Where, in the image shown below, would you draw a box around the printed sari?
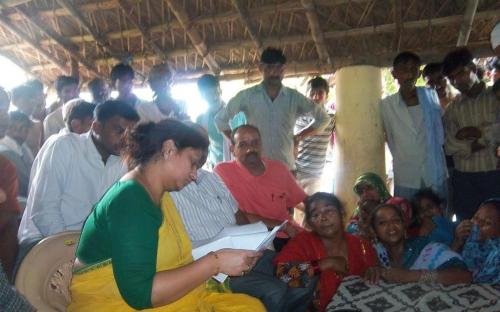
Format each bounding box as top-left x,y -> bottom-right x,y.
273,232 -> 376,312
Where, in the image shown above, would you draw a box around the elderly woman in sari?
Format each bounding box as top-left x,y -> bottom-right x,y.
365,204 -> 472,285
452,199 -> 499,283
274,192 -> 376,312
69,120 -> 265,311
347,172 -> 412,236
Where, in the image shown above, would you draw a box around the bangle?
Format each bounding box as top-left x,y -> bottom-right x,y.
209,251 -> 220,275
311,260 -> 321,275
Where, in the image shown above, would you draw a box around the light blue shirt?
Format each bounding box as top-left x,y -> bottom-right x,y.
215,82 -> 330,169
197,106 -> 245,168
380,87 -> 447,189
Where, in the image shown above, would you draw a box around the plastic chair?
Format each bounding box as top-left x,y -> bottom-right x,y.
15,231 -> 80,312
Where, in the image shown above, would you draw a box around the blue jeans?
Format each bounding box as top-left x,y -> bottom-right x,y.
229,250 -> 317,312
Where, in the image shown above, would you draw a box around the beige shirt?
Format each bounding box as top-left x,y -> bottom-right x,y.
443,86 -> 500,172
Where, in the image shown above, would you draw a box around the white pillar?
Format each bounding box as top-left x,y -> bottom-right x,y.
334,65 -> 385,220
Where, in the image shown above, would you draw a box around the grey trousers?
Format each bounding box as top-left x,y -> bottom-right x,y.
229,250 -> 317,312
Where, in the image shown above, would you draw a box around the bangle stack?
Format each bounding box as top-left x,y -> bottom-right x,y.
419,270 -> 437,284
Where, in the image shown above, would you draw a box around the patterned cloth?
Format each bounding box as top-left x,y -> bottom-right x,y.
274,232 -> 376,312
462,225 -> 500,284
375,237 -> 464,270
327,276 -> 500,312
0,261 -> 35,311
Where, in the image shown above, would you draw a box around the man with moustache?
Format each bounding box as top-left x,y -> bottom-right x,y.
380,52 -> 447,202
442,48 -> 500,220
215,47 -> 330,170
214,125 -> 307,251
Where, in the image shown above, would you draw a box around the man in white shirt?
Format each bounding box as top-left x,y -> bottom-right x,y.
0,111 -> 34,197
16,100 -> 139,269
136,63 -> 189,122
380,52 -> 447,201
215,47 -> 330,170
43,76 -> 80,140
10,83 -> 45,157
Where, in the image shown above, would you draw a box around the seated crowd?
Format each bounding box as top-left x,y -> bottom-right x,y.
0,37 -> 499,312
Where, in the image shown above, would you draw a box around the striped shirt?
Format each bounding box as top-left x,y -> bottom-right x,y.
443,86 -> 500,172
170,169 -> 238,241
295,113 -> 335,177
215,82 -> 330,170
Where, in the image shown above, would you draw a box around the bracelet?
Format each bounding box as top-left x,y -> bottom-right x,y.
209,251 -> 220,275
419,269 -> 437,284
311,260 -> 321,275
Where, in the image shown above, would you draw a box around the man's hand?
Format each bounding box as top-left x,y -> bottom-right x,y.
471,140 -> 486,153
456,126 -> 482,140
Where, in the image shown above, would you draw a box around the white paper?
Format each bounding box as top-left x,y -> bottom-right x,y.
191,221 -> 288,282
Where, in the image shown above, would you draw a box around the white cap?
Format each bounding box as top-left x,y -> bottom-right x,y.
491,22 -> 500,50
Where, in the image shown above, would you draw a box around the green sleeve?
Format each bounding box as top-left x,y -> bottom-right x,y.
107,182 -> 162,310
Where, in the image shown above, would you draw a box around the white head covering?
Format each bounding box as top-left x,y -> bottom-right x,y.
491,22 -> 500,50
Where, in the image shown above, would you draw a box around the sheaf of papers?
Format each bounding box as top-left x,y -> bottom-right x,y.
191,220 -> 287,282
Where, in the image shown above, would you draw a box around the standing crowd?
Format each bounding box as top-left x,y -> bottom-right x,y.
0,22 -> 499,312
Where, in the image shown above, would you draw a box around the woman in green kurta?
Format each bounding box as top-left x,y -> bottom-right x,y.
69,119 -> 265,311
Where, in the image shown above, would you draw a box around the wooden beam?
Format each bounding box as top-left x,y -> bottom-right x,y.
301,0 -> 332,65
173,43 -> 495,82
55,0 -> 121,59
165,0 -> 220,74
15,5 -> 100,77
456,0 -> 479,46
0,0 -> 30,7
8,0 -> 368,21
7,9 -> 500,54
393,0 -> 402,51
115,0 -> 174,72
31,39 -> 494,79
23,10 -> 500,72
230,0 -> 263,52
7,5 -> 498,51
116,0 -> 164,58
0,13 -> 68,73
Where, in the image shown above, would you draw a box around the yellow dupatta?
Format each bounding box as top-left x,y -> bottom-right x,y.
68,193 -> 264,312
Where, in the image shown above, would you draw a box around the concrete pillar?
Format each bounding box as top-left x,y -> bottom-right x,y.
333,65 -> 385,221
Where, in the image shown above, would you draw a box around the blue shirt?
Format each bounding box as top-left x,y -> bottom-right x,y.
197,107 -> 245,167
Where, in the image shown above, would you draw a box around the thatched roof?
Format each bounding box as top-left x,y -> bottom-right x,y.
0,0 -> 498,84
